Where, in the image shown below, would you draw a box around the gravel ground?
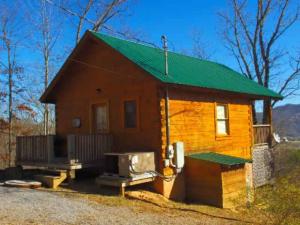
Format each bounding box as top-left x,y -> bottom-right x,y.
0,186 -> 225,225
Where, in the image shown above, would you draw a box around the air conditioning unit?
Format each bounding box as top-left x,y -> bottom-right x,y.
104,152 -> 155,179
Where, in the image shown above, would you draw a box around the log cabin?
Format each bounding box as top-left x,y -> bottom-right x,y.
16,30 -> 282,207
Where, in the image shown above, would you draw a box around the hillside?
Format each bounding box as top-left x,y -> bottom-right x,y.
258,104 -> 300,138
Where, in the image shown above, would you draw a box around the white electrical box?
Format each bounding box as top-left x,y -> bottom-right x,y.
173,142 -> 185,169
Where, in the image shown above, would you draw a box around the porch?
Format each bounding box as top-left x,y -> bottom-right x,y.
15,124 -> 272,168
16,134 -> 113,170
253,124 -> 272,146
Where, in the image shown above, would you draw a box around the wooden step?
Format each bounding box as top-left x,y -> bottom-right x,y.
42,169 -> 67,177
34,172 -> 67,189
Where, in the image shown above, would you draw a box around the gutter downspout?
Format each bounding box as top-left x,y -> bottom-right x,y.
161,35 -> 170,159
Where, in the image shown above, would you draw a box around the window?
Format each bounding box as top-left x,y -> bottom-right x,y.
216,104 -> 229,135
92,103 -> 109,132
124,100 -> 137,128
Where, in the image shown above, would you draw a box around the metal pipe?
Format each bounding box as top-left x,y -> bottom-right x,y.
161,35 -> 168,76
161,35 -> 170,157
165,86 -> 170,154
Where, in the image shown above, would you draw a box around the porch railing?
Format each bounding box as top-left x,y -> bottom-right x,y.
253,124 -> 271,145
16,134 -> 113,166
16,135 -> 54,164
67,133 -> 113,164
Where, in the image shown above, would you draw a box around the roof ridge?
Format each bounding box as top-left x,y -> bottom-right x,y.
89,30 -> 162,51
89,30 -> 227,66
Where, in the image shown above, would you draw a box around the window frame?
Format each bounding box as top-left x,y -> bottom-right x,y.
122,97 -> 140,131
215,103 -> 230,137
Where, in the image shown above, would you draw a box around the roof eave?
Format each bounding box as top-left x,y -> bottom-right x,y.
40,31 -> 93,103
41,30 -> 284,103
163,82 -> 283,100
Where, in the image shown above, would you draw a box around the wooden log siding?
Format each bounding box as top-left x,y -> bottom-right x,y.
67,134 -> 113,164
253,124 -> 271,145
16,135 -> 54,163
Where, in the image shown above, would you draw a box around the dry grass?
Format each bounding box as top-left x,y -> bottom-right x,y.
274,141 -> 300,175
48,142 -> 300,225
1,140 -> 298,224
236,142 -> 300,225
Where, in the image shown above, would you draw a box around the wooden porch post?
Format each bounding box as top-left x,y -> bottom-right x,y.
265,101 -> 273,147
67,169 -> 76,184
67,135 -> 76,164
47,135 -> 54,164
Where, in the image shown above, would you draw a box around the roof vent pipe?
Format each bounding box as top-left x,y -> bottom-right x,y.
161,35 -> 168,76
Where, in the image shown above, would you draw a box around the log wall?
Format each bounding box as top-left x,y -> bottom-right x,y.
52,37 -> 162,156
160,87 -> 253,160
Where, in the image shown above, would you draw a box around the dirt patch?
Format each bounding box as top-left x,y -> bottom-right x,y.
0,174 -> 257,225
50,179 -> 255,224
0,185 -> 248,225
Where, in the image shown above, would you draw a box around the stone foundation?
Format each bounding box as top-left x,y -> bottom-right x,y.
252,145 -> 274,187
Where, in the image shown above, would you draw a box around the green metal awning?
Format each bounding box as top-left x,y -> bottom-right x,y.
188,152 -> 251,166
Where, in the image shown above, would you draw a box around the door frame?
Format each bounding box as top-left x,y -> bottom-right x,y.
89,99 -> 110,134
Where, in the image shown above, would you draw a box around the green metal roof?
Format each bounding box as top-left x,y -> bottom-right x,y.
188,152 -> 251,166
90,31 -> 282,99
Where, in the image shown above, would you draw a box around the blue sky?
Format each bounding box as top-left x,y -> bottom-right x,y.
126,0 -> 227,52
125,0 -> 300,60
4,0 -> 300,110
113,0 -> 300,106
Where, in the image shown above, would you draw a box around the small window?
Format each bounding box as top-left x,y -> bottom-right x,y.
216,104 -> 229,135
124,100 -> 137,128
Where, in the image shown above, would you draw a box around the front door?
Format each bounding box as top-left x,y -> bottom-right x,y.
92,102 -> 109,133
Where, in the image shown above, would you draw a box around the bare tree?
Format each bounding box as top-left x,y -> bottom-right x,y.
0,3 -> 24,166
74,0 -> 94,44
0,50 -> 6,118
0,24 -> 14,167
42,1 -> 50,135
45,0 -> 130,44
39,0 -> 61,135
192,30 -> 213,60
20,0 -> 63,135
220,0 -> 300,123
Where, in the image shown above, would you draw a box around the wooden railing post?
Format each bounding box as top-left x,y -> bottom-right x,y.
47,135 -> 54,164
16,134 -> 114,166
253,124 -> 271,145
268,104 -> 273,147
16,136 -> 20,163
16,135 -> 55,165
67,135 -> 76,164
66,133 -> 113,165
